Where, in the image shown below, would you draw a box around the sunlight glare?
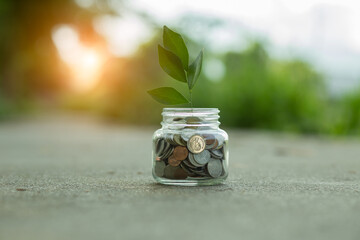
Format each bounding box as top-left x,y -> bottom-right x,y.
52,25 -> 106,91
72,49 -> 103,91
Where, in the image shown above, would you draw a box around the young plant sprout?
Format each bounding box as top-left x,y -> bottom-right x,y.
148,26 -> 203,107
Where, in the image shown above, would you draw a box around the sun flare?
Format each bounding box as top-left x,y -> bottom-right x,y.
52,25 -> 106,91
71,49 -> 104,91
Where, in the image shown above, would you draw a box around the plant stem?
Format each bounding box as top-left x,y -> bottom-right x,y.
189,89 -> 193,108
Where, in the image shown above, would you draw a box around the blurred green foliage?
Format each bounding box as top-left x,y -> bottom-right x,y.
0,0 -> 359,135
328,88 -> 360,135
193,43 -> 328,133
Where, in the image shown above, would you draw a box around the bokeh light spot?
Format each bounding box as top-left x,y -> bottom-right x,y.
52,24 -> 106,91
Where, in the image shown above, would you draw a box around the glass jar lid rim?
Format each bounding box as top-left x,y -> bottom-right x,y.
163,108 -> 219,113
162,108 -> 220,126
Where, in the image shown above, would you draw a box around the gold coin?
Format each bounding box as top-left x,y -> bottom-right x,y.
187,135 -> 206,154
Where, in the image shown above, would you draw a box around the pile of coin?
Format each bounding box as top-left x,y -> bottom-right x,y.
154,132 -> 226,179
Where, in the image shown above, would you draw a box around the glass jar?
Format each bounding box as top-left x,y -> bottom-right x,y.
152,108 -> 229,186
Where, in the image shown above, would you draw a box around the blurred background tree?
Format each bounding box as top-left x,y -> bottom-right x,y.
0,0 -> 359,135
0,0 -> 109,115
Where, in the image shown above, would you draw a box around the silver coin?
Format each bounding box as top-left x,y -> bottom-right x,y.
155,138 -> 160,150
162,145 -> 174,160
165,133 -> 177,145
173,134 -> 186,146
182,159 -> 197,169
210,149 -> 223,159
154,161 -> 166,177
207,158 -> 223,178
188,153 -> 204,167
155,138 -> 165,155
164,133 -> 170,145
181,162 -> 206,177
180,162 -> 197,176
192,169 -> 207,176
193,150 -> 211,165
162,140 -> 171,151
158,140 -> 172,159
191,166 -> 208,176
171,134 -> 179,145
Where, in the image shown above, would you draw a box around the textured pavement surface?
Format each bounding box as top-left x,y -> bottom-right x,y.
1,115 -> 360,240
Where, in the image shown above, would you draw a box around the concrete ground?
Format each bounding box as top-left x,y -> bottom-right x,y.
0,115 -> 360,240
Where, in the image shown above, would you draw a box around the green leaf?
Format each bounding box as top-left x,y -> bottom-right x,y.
158,45 -> 187,83
187,49 -> 203,89
163,26 -> 189,70
147,87 -> 189,105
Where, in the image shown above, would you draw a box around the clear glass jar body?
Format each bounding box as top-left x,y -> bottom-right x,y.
152,108 -> 229,186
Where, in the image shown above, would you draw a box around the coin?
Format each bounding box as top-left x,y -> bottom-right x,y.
191,167 -> 208,176
164,165 -> 186,179
173,134 -> 186,146
155,138 -> 160,149
215,135 -> 225,149
161,145 -> 174,160
155,131 -> 227,180
203,134 -> 218,150
208,138 -> 219,150
180,163 -> 197,176
182,158 -> 197,168
164,165 -> 177,179
207,158 -> 223,178
155,138 -> 165,155
185,117 -> 201,124
188,153 -> 204,167
154,161 -> 166,177
210,149 -> 223,159
193,150 -> 211,165
173,167 -> 188,179
165,133 -> 177,145
168,155 -> 181,166
173,146 -> 188,161
158,140 -> 172,159
203,134 -> 216,145
187,135 -> 206,154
